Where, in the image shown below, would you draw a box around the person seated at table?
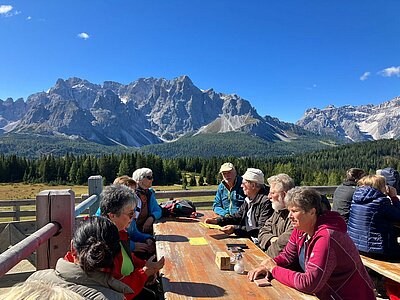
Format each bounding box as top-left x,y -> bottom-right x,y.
205,168 -> 273,239
332,167 -> 365,222
248,187 -> 375,300
27,216 -> 133,299
347,174 -> 400,259
257,173 -> 295,258
132,168 -> 162,234
96,176 -> 156,258
377,167 -> 400,194
212,162 -> 245,216
99,184 -> 165,300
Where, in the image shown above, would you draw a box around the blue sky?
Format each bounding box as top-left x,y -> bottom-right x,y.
0,1 -> 399,123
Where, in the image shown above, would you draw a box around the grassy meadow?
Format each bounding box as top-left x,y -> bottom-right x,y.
0,183 -> 217,200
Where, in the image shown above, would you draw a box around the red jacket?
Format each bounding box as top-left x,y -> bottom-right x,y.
272,211 -> 375,300
114,230 -> 148,300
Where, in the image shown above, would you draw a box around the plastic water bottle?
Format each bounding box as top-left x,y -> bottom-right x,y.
234,253 -> 245,274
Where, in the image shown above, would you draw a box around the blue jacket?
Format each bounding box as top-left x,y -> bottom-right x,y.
213,176 -> 245,216
347,185 -> 400,257
126,219 -> 153,251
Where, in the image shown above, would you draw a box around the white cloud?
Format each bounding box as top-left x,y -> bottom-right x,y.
0,5 -> 12,14
77,32 -> 90,40
26,16 -> 32,20
360,71 -> 370,81
0,5 -> 20,17
378,66 -> 400,77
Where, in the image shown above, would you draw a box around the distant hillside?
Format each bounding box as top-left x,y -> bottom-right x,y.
0,133 -> 134,158
141,131 -> 341,158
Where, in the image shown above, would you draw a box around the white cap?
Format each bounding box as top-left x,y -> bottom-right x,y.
132,168 -> 153,182
219,162 -> 235,173
242,168 -> 264,185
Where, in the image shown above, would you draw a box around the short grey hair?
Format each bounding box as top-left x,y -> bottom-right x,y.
284,186 -> 322,216
267,173 -> 295,192
100,184 -> 136,217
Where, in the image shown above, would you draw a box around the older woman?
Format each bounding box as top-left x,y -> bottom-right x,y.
27,216 -> 133,300
132,168 -> 162,234
348,174 -> 400,258
99,184 -> 164,300
248,187 -> 375,300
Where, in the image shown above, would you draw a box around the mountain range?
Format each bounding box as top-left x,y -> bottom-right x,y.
0,75 -> 399,156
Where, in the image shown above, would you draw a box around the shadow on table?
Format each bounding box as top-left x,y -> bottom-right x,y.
162,278 -> 226,297
156,234 -> 189,242
157,217 -> 201,224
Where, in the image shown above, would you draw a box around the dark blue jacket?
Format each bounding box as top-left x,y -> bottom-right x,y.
347,186 -> 400,258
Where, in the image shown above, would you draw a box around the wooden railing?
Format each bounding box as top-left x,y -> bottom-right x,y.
0,186 -> 337,222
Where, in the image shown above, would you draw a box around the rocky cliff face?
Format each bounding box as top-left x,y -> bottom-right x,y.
0,76 -> 300,146
296,97 -> 400,141
3,75 -> 398,147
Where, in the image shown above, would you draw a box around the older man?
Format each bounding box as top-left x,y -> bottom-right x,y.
212,162 -> 246,216
258,174 -> 295,258
205,168 -> 273,239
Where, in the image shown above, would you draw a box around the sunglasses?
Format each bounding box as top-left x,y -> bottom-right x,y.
122,211 -> 136,219
145,176 -> 153,180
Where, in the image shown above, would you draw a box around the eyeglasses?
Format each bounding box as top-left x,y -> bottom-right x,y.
122,211 -> 135,219
145,176 -> 153,180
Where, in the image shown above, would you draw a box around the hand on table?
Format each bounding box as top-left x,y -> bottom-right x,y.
143,255 -> 165,277
247,265 -> 269,281
134,242 -> 150,252
219,225 -> 234,234
143,216 -> 155,233
204,218 -> 218,224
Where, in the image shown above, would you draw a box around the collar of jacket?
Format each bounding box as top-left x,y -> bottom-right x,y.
57,258 -> 134,294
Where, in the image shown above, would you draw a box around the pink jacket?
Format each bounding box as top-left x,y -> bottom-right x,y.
272,211 -> 375,300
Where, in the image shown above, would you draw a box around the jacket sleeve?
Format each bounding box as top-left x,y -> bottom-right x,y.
272,234 -> 337,295
127,220 -> 154,251
213,184 -> 229,216
382,199 -> 400,222
266,219 -> 294,258
258,215 -> 274,250
273,229 -> 300,267
258,199 -> 273,231
217,201 -> 245,227
113,254 -> 148,297
149,188 -> 162,220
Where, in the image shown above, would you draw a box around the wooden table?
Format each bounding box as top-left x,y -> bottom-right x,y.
154,211 -> 317,300
360,255 -> 400,283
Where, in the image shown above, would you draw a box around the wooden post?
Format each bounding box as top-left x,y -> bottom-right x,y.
36,190 -> 74,270
88,175 -> 103,216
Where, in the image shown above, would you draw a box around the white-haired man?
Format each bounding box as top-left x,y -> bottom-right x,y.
205,168 -> 273,239
258,173 -> 295,258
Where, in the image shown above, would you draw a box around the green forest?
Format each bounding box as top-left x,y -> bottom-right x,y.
2,139 -> 400,186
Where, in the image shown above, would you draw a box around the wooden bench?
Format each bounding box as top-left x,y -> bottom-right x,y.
360,254 -> 400,283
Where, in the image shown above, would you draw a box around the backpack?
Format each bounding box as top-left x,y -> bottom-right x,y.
160,199 -> 196,217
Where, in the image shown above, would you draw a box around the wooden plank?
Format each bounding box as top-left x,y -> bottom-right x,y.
360,255 -> 400,283
0,225 -> 10,253
154,211 -> 317,300
0,200 -> 35,206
